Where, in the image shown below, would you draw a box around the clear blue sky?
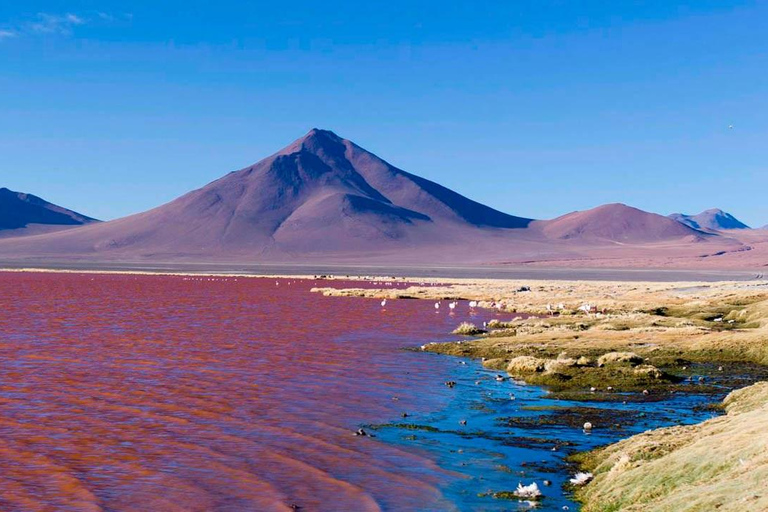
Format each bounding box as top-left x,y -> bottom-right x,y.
1,1 -> 766,226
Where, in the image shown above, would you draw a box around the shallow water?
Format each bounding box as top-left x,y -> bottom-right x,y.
0,273 -> 728,511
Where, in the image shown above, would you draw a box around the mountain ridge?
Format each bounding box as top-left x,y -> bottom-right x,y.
0,129 -> 758,268
669,208 -> 750,231
0,187 -> 98,235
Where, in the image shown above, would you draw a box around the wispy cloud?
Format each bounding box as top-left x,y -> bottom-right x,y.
0,11 -> 131,41
28,13 -> 86,35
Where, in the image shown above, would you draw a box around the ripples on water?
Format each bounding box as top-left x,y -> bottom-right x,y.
0,273 -> 725,511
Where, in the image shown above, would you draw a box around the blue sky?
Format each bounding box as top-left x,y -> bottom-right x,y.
1,1 -> 766,226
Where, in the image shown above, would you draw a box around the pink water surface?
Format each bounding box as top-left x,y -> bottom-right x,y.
0,272 -> 484,511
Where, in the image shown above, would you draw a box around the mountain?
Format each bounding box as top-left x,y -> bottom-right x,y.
669,209 -> 750,231
0,187 -> 98,236
537,203 -> 705,243
0,129 -> 532,260
0,130 -> 756,267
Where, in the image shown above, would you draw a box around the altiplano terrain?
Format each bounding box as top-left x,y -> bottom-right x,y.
1,130 -> 766,269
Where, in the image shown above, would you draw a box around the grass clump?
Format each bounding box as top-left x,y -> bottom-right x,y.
452,322 -> 486,335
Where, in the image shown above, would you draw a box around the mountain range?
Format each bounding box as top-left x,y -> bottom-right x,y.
0,129 -> 765,268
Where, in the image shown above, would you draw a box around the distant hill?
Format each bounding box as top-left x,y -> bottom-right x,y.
538,203 -> 705,243
0,187 -> 98,236
669,209 -> 750,231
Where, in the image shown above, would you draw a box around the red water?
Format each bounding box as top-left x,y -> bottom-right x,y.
0,272 -> 475,511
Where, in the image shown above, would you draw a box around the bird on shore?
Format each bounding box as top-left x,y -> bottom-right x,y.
570,472 -> 593,486
513,482 -> 542,499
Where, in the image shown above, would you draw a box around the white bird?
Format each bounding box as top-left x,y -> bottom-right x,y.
583,422 -> 593,431
729,124 -> 734,129
469,300 -> 478,308
434,302 -> 440,310
513,482 -> 542,499
570,472 -> 593,486
448,301 -> 457,311
381,299 -> 387,307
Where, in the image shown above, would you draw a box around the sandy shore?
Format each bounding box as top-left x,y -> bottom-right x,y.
313,277 -> 768,511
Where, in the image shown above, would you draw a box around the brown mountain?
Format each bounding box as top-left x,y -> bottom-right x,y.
0,130 -> 756,268
0,187 -> 98,237
536,203 -> 706,244
0,129 -> 532,260
669,209 -> 750,231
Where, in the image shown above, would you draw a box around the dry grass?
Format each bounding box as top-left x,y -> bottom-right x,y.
573,381 -> 768,511
452,322 -> 485,335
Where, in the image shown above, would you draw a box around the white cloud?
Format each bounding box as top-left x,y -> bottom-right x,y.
29,13 -> 86,35
0,11 -> 129,41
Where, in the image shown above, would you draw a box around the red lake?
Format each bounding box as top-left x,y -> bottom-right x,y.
0,272 -> 488,511
0,272 -> 728,512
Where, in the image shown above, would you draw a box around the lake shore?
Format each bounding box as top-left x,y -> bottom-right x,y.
313,277 -> 768,511
2,267 -> 766,509
0,260 -> 763,282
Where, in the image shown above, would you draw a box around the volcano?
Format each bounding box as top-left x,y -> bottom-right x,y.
0,129 -> 533,261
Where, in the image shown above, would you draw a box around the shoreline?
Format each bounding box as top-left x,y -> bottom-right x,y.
313,276 -> 768,511
0,261 -> 764,282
